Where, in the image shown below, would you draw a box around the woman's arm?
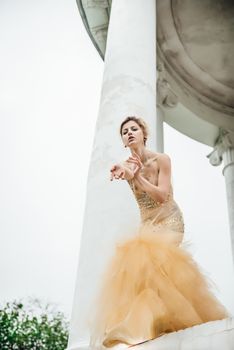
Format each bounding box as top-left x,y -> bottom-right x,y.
128,153 -> 171,203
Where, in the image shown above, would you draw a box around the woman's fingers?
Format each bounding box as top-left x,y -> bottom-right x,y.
132,151 -> 140,160
110,166 -> 118,181
133,153 -> 142,165
127,158 -> 139,165
116,169 -> 125,179
110,169 -> 125,181
119,171 -> 125,179
110,165 -> 117,172
127,154 -> 143,176
128,155 -> 142,164
127,158 -> 141,170
110,166 -> 115,181
133,165 -> 140,174
110,154 -> 143,182
132,153 -> 143,167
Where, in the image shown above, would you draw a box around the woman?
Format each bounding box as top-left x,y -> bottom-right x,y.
91,116 -> 228,348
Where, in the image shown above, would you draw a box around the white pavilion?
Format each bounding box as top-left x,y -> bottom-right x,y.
68,1 -> 234,349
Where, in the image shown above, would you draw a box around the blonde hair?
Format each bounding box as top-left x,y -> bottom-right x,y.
120,116 -> 149,145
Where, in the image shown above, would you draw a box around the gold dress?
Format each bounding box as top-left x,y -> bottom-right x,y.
91,164 -> 228,348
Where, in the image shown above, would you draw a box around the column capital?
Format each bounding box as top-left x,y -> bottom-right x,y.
157,62 -> 178,109
207,129 -> 234,166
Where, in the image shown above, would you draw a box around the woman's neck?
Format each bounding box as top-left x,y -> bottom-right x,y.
130,146 -> 148,163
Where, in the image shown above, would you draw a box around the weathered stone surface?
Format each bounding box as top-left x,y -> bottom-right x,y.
173,1 -> 234,89
134,318 -> 234,350
157,0 -> 234,131
67,318 -> 234,349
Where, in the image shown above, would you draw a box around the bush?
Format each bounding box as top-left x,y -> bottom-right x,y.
0,297 -> 69,350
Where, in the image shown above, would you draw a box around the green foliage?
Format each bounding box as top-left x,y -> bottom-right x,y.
0,297 -> 69,350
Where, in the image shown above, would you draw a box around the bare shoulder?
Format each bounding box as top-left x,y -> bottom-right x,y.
157,152 -> 171,163
148,152 -> 171,171
147,151 -> 171,164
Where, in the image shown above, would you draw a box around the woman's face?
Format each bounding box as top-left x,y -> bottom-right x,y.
121,120 -> 145,148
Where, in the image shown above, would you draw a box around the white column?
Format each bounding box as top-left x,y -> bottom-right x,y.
68,1 -> 158,349
223,147 -> 234,259
207,131 -> 234,264
156,105 -> 164,152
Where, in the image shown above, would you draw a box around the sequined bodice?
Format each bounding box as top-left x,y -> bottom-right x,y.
128,179 -> 184,235
128,179 -> 173,211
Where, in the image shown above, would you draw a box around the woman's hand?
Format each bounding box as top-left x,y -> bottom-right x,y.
110,154 -> 142,181
110,164 -> 126,181
126,152 -> 143,177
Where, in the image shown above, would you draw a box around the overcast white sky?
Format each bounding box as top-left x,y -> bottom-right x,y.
0,0 -> 234,320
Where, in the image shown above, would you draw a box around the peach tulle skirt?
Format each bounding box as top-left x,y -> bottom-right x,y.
90,229 -> 228,348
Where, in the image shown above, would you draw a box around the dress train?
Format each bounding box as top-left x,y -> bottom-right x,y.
90,178 -> 228,348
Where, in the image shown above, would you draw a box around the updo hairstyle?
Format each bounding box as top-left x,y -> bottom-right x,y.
120,116 -> 149,145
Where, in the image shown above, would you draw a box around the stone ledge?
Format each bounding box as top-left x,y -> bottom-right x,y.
134,318 -> 234,350
67,318 -> 234,350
